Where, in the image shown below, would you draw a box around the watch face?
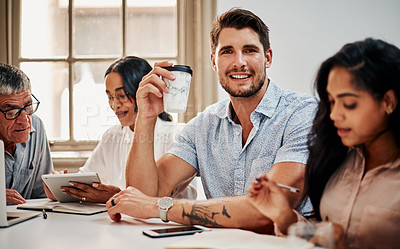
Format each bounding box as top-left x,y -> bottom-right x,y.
158,197 -> 173,208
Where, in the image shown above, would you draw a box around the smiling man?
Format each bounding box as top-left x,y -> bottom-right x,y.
0,63 -> 53,204
106,9 -> 317,233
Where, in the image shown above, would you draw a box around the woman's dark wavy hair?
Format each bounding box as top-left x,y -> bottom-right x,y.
105,56 -> 172,122
306,38 -> 400,219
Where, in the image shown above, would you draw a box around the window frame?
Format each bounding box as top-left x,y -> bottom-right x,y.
1,0 -> 217,155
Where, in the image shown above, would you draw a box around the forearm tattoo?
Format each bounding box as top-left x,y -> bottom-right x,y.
182,202 -> 231,227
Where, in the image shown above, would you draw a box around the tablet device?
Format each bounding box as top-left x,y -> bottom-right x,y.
42,172 -> 101,203
142,225 -> 211,238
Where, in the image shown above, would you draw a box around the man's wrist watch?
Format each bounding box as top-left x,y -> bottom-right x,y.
157,197 -> 174,222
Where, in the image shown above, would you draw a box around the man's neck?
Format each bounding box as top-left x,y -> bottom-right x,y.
229,81 -> 269,146
3,141 -> 16,155
229,80 -> 269,127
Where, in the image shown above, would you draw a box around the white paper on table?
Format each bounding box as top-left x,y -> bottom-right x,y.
165,229 -> 315,249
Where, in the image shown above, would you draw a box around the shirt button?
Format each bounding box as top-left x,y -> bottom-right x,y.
236,190 -> 241,195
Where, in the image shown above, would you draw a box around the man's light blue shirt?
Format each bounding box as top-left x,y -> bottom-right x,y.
4,115 -> 53,199
168,80 -> 318,213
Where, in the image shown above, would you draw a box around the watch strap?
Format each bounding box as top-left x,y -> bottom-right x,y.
159,207 -> 169,222
157,197 -> 173,222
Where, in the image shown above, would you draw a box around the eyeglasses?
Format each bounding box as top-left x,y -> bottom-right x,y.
0,94 -> 40,120
107,88 -> 131,104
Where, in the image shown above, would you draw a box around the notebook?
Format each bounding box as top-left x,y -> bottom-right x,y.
0,140 -> 40,228
17,199 -> 107,215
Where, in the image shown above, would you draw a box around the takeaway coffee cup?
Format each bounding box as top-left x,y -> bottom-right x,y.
162,65 -> 193,113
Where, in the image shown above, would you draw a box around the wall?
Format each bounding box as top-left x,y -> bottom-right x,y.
217,0 -> 400,98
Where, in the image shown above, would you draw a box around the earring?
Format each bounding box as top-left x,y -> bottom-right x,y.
387,109 -> 393,115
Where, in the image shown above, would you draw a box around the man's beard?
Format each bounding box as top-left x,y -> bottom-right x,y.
219,71 -> 266,98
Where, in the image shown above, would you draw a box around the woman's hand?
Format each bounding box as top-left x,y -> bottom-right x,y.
247,173 -> 297,234
247,174 -> 291,220
61,182 -> 121,204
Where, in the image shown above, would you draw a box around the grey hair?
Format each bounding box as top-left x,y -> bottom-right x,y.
0,63 -> 31,95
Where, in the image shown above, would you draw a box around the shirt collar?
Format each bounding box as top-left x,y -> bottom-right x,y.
214,99 -> 231,120
350,146 -> 400,170
30,124 -> 36,134
29,114 -> 37,134
253,80 -> 281,118
215,79 -> 282,120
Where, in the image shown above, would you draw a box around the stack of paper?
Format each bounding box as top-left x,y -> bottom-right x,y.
165,229 -> 314,249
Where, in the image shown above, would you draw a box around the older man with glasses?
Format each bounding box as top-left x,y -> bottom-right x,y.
0,63 -> 53,204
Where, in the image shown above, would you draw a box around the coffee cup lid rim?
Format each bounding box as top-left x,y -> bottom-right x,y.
163,65 -> 193,75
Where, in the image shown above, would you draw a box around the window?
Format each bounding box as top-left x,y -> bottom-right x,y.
18,0 -> 178,148
1,0 -> 217,159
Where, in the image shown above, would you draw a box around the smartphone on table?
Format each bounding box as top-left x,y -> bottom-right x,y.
142,225 -> 211,238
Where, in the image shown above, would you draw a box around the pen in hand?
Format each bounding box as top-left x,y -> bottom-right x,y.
255,177 -> 300,193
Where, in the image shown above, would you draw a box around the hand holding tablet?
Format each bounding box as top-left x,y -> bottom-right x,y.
42,172 -> 101,203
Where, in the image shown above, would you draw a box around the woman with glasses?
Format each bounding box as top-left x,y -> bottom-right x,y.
0,63 -> 53,204
58,56 -> 196,203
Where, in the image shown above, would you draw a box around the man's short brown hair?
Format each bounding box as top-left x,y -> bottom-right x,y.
210,8 -> 270,54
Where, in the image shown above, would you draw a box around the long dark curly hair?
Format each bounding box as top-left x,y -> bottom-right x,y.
305,38 -> 400,219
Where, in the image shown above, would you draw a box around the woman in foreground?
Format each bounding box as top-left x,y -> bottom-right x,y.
248,38 -> 400,249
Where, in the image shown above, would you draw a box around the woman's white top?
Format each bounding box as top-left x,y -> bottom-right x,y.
79,119 -> 188,191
